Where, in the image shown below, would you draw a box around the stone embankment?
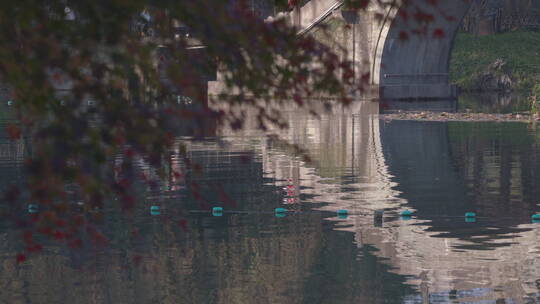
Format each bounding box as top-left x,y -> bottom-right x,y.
380,111 -> 540,123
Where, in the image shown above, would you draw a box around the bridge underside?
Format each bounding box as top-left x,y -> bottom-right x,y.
291,0 -> 472,100
377,1 -> 471,100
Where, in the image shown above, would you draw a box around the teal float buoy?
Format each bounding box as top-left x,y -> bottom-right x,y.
150,205 -> 160,215
275,208 -> 287,214
465,212 -> 476,218
337,209 -> 348,216
531,214 -> 540,223
337,209 -> 348,219
275,208 -> 287,217
212,206 -> 223,217
28,204 -> 38,213
400,210 -> 412,221
7,100 -> 13,106
400,210 -> 412,216
212,207 -> 223,213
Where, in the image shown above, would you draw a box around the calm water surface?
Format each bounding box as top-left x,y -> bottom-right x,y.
1,100 -> 540,303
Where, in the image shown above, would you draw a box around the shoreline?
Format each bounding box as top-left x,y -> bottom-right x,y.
379,111 -> 540,123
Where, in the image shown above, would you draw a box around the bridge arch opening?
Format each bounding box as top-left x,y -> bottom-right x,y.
289,0 -> 473,100
373,1 -> 472,100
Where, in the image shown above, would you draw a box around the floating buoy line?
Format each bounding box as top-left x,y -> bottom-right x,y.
187,207 -> 540,223
24,204 -> 540,223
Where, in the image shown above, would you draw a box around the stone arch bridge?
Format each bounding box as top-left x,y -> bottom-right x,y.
289,0 -> 472,100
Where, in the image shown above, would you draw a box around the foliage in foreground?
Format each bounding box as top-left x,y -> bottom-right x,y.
0,0 -> 456,261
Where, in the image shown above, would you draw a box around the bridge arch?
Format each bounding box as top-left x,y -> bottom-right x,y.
373,1 -> 472,100
290,0 -> 473,100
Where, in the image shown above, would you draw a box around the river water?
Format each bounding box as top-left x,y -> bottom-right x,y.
1,98 -> 540,303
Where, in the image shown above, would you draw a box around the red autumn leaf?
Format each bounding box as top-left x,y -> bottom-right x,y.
361,72 -> 370,83
132,255 -> 142,265
92,232 -> 108,245
52,72 -> 62,83
6,124 -> 21,140
293,94 -> 303,106
399,31 -> 409,41
433,28 -> 445,38
288,0 -> 299,9
23,231 -> 33,244
54,230 -> 66,240
121,195 -> 135,209
37,226 -> 53,235
72,215 -> 85,226
414,10 -> 434,23
30,214 -> 40,223
179,219 -> 188,232
398,10 -> 408,22
124,148 -> 135,158
359,0 -> 369,9
26,244 -> 43,253
16,253 -> 27,264
68,238 -> 83,249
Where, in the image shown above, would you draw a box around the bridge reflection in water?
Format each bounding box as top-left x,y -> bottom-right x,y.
1,100 -> 540,303
219,100 -> 540,301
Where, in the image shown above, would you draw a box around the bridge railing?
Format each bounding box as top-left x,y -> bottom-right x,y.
296,1 -> 344,35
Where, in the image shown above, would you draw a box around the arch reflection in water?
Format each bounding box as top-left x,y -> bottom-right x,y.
1,100 -> 540,303
221,100 -> 540,301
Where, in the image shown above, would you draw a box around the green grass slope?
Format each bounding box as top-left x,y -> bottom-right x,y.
450,31 -> 540,92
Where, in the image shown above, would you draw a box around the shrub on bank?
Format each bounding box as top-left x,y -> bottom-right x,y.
532,84 -> 540,114
450,31 -> 540,93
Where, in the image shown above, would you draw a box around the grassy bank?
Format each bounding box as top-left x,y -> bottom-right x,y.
450,31 -> 540,92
